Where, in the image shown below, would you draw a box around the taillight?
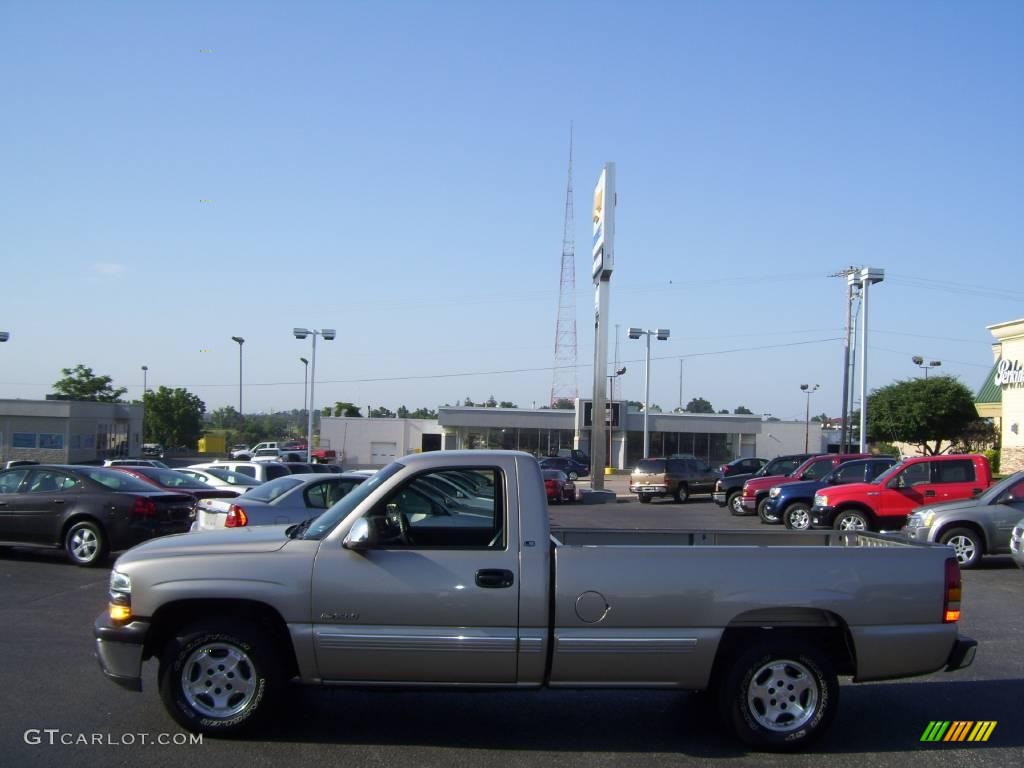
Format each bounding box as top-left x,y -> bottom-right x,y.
943,557 -> 961,623
130,497 -> 157,519
225,505 -> 249,528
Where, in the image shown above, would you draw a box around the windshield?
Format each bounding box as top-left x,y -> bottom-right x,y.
243,476 -> 303,502
203,467 -> 262,486
302,462 -> 404,540
139,468 -> 212,489
81,467 -> 160,492
871,461 -> 909,486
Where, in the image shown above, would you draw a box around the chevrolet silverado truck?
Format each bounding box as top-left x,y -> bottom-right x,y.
742,453 -> 875,522
94,450 -> 977,751
811,454 -> 993,532
712,453 -> 815,515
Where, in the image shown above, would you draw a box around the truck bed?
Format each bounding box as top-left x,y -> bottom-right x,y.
551,527 -> 915,548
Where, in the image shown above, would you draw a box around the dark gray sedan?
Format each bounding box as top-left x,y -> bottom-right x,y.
191,472 -> 367,531
905,470 -> 1024,568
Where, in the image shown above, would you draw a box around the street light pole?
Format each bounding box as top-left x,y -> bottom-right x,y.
800,383 -> 820,452
629,327 -> 670,459
607,366 -> 626,470
141,365 -> 148,448
911,356 -> 942,379
231,336 -> 245,416
141,365 -> 148,395
294,328 -> 335,461
300,357 -> 309,417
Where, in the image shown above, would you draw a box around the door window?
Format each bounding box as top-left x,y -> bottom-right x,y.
1000,479 -> 1024,504
0,469 -> 29,494
801,460 -> 832,480
26,470 -> 75,493
305,479 -> 361,509
365,468 -> 503,549
832,463 -> 865,484
934,460 -> 973,484
893,462 -> 931,489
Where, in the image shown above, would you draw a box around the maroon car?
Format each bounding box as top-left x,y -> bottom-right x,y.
543,469 -> 576,504
107,466 -> 241,503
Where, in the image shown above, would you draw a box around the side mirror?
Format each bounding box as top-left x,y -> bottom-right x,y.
343,518 -> 374,551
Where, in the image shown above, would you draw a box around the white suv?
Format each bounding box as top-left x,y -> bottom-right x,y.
188,461 -> 293,483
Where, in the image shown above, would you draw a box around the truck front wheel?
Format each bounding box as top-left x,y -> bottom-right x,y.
159,619 -> 282,736
719,641 -> 839,751
834,510 -> 870,532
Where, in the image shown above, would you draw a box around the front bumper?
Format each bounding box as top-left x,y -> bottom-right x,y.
810,504 -> 837,528
945,636 -> 978,671
94,613 -> 150,692
711,491 -> 727,506
741,496 -> 756,510
1010,525 -> 1023,568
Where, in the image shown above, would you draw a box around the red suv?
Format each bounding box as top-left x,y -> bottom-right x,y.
741,453 -> 874,522
810,454 -> 993,532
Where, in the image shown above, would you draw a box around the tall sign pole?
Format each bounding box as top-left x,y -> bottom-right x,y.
857,267 -> 884,452
591,163 -> 615,491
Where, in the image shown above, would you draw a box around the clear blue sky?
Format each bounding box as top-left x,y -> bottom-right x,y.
1,0 -> 1021,421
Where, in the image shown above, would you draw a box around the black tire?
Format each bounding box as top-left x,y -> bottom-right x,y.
64,520 -> 108,567
757,497 -> 778,524
783,503 -> 812,531
674,484 -> 690,503
939,527 -> 984,569
719,640 -> 839,751
158,619 -> 283,736
638,495 -> 652,504
728,492 -> 745,516
833,510 -> 871,532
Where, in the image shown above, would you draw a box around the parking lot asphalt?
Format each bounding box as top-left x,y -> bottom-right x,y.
0,497 -> 1021,768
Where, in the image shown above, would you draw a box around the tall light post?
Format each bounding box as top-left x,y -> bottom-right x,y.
141,365 -> 148,395
230,336 -> 245,416
294,328 -> 335,460
856,268 -> 884,452
140,365 -> 149,447
300,357 -> 309,417
911,356 -> 942,379
606,366 -> 626,471
628,327 -> 670,458
800,383 -> 820,452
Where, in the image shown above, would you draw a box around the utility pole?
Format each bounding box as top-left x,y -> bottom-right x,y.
830,267 -> 861,454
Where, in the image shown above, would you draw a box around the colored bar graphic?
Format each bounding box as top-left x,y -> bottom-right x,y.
920,720 -> 996,743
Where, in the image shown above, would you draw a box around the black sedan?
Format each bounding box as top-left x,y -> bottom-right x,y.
0,465 -> 194,566
539,456 -> 590,479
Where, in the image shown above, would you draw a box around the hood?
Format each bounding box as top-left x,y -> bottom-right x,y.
816,481 -> 876,499
774,478 -> 828,495
745,474 -> 789,491
912,498 -> 983,517
115,525 -> 292,564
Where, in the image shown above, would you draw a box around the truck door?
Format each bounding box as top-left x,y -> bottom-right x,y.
877,461 -> 933,524
932,459 -> 981,501
990,478 -> 1024,553
310,466 -> 519,684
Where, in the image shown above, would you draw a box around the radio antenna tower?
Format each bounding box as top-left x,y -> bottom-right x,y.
550,124 -> 578,406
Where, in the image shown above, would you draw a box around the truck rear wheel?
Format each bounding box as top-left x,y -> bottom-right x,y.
638,494 -> 652,504
674,484 -> 690,503
719,641 -> 839,751
158,619 -> 282,736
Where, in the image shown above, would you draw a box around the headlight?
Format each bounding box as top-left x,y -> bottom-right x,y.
769,487 -> 781,498
109,570 -> 131,594
814,494 -> 828,507
909,511 -> 936,529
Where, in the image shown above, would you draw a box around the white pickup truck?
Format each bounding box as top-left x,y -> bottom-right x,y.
94,450 -> 976,751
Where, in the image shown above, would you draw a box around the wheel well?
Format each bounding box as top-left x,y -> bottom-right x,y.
783,498 -> 812,512
936,521 -> 987,552
144,599 -> 299,678
60,514 -> 103,542
710,612 -> 857,688
835,503 -> 875,520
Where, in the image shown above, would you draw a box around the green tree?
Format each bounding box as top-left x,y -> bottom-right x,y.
370,406 -> 396,418
551,398 -> 575,410
52,364 -> 126,402
208,406 -> 244,430
866,376 -> 980,455
733,405 -> 754,415
685,397 -> 714,414
498,401 -> 517,409
718,409 -> 729,414
331,402 -> 362,417
143,387 -> 206,448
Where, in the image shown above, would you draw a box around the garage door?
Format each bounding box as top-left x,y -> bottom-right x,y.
370,442 -> 398,464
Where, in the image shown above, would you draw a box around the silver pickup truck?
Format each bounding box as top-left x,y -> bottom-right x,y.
95,450 -> 976,751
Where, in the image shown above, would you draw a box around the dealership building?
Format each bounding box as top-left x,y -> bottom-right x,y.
0,398 -> 144,466
321,402 -> 825,469
976,318 -> 1024,473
